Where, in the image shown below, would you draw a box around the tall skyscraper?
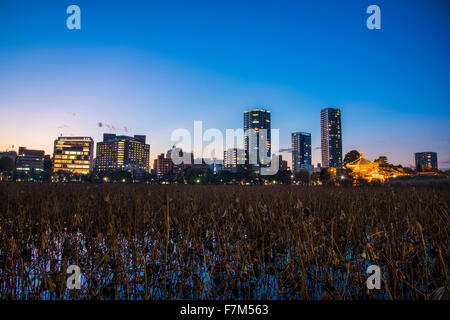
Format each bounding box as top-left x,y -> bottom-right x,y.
95,134 -> 150,172
291,132 -> 312,173
53,137 -> 94,174
244,108 -> 271,175
320,108 -> 342,168
415,152 -> 438,171
16,147 -> 45,173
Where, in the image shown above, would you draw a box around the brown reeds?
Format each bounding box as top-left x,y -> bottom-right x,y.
0,183 -> 448,300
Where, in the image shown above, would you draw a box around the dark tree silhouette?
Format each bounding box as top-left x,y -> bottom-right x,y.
276,170 -> 292,185
43,157 -> 53,173
294,169 -> 310,185
184,167 -> 205,184
311,171 -> 320,183
111,170 -> 132,183
319,168 -> 331,182
0,156 -> 14,172
218,170 -> 233,184
374,156 -> 389,167
344,150 -> 360,165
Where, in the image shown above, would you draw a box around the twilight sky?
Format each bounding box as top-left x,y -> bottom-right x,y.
0,0 -> 449,168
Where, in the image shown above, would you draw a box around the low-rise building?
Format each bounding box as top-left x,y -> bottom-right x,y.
16,147 -> 45,173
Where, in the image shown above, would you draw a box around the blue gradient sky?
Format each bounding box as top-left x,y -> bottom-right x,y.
1,0 -> 449,168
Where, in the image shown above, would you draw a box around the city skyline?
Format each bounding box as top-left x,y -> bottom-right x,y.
1,0 -> 449,169
1,105 -> 443,172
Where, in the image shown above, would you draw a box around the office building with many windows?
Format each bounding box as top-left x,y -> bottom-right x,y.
415,152 -> 438,171
320,108 -> 342,168
95,134 -> 150,172
53,137 -> 94,174
16,147 -> 45,173
291,132 -> 312,173
244,108 -> 271,175
223,148 -> 246,173
153,153 -> 173,177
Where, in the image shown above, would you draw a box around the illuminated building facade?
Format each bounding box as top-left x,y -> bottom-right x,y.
415,152 -> 438,171
95,134 -> 150,172
321,108 -> 342,168
244,108 -> 271,175
346,153 -> 405,182
291,132 -> 312,173
223,148 -> 246,173
16,147 -> 45,173
53,137 -> 93,174
345,153 -> 385,182
224,148 -> 245,168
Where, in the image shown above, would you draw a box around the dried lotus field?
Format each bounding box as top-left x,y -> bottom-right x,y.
0,182 -> 448,300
